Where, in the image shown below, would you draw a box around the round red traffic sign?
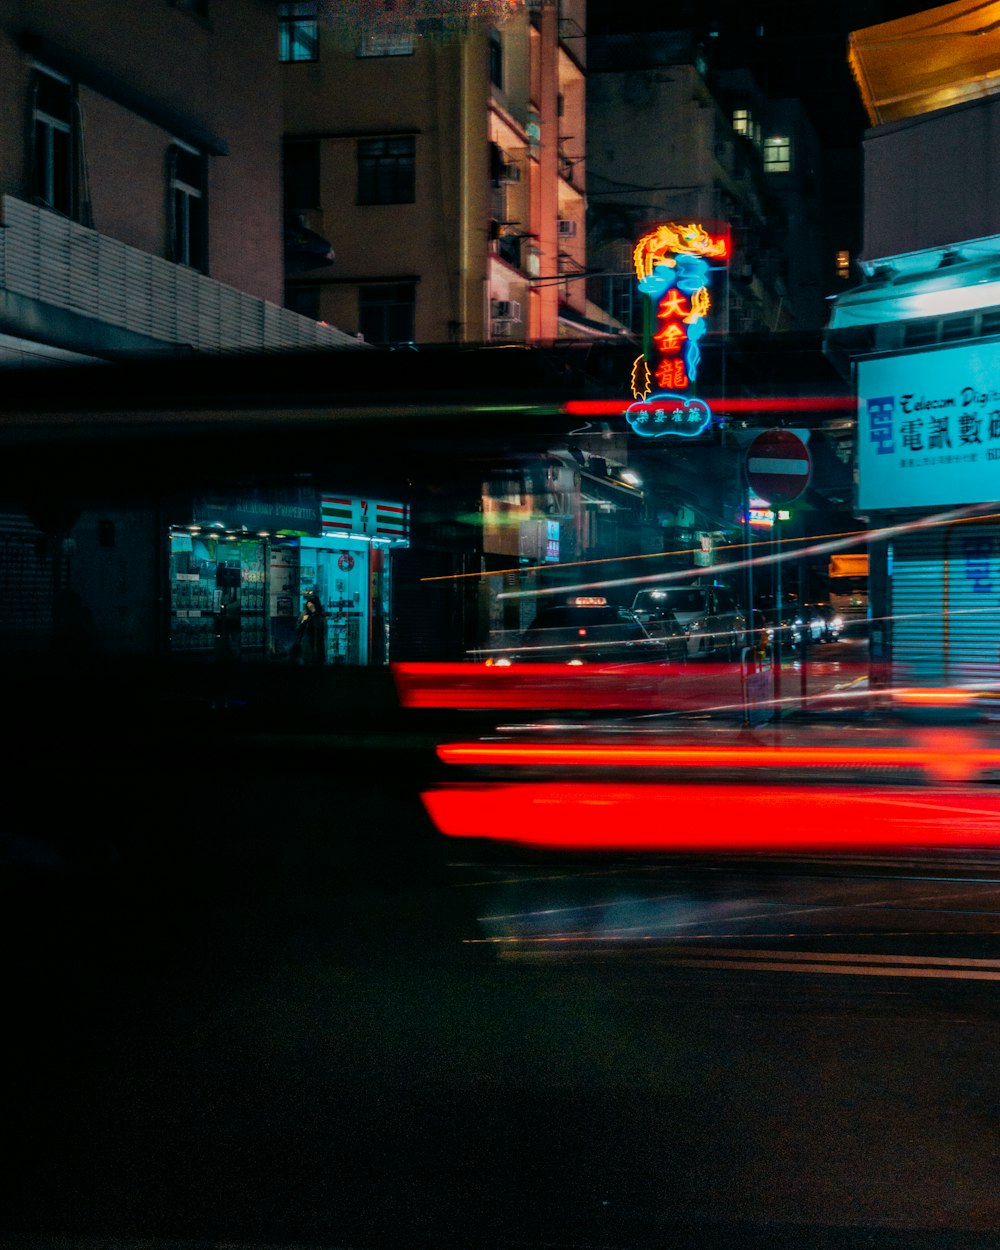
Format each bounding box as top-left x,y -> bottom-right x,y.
745,429 -> 812,504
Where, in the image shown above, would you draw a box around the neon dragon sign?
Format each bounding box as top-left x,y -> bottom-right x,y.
626,221 -> 729,439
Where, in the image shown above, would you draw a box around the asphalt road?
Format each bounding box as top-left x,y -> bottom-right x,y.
5,716 -> 1000,1250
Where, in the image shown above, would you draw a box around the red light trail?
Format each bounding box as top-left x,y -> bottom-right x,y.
563,396 -> 857,417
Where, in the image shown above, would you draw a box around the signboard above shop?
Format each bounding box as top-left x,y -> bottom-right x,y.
857,339 -> 1000,511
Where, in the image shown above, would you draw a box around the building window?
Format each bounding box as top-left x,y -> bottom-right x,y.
359,282 -> 415,345
940,314 -> 974,343
763,135 -> 791,172
489,28 -> 503,90
836,249 -> 851,281
167,142 -> 206,270
279,1 -> 318,62
358,22 -> 416,56
358,136 -> 415,205
902,318 -> 938,347
283,140 -> 320,211
497,233 -> 523,269
31,69 -> 75,216
732,107 -> 760,146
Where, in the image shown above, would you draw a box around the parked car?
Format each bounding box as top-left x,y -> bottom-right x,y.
489,597 -> 688,665
632,584 -> 746,659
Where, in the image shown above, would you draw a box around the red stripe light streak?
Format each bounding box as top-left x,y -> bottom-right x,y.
420,781 -> 1000,852
435,739 -> 1000,782
562,397 -> 856,417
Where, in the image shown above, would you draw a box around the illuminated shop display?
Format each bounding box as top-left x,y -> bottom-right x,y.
167,490 -> 409,665
626,221 -> 729,438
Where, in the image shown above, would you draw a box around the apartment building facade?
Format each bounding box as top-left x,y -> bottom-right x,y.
0,0 -> 358,364
281,0 -> 610,345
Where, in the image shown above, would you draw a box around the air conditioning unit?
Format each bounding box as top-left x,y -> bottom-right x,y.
500,163 -> 521,184
491,299 -> 521,322
491,319 -> 514,338
557,218 -> 577,237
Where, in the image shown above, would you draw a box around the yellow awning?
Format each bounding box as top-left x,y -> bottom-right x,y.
849,0 -> 1000,126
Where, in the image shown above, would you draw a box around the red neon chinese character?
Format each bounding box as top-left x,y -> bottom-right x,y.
657,290 -> 689,319
655,359 -> 688,390
653,323 -> 686,352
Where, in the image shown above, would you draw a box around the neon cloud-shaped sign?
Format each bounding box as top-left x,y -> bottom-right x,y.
626,221 -> 729,439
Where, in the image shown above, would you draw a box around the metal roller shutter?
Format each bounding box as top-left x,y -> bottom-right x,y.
890,519 -> 1000,687
0,512 -> 60,653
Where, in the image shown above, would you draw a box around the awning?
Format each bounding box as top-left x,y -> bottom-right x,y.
284,220 -> 336,272
849,0 -> 1000,127
557,300 -> 633,338
827,239 -> 1000,329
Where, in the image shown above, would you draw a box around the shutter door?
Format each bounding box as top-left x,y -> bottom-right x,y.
390,548 -> 463,661
0,512 -> 59,653
890,521 -> 1000,686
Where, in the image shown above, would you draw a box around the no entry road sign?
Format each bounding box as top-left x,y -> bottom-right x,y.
745,428 -> 812,504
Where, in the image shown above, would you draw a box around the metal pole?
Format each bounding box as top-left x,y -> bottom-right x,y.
773,512 -> 783,717
799,538 -> 808,714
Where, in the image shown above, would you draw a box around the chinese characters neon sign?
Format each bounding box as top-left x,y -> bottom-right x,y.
626,221 -> 729,439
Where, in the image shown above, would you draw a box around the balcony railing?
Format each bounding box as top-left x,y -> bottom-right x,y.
0,196 -> 361,354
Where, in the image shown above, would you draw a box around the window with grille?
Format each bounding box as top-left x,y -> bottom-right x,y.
359,283 -> 415,345
358,136 -> 415,205
31,69 -> 75,216
279,1 -> 318,62
167,142 -> 206,270
763,135 -> 791,172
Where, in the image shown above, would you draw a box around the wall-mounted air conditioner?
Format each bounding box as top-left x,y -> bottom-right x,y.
557,218 -> 577,237
491,298 -> 521,322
